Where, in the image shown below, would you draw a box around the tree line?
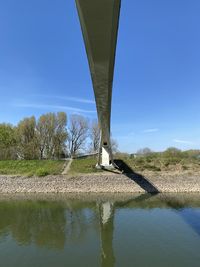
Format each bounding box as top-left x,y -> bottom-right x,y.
0,112 -> 113,160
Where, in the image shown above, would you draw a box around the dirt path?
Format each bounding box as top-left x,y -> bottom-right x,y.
62,159 -> 73,175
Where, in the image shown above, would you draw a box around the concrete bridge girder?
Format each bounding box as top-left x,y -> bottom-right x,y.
75,0 -> 121,167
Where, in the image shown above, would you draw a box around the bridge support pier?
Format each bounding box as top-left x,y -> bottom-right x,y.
96,142 -> 115,169
102,146 -> 111,167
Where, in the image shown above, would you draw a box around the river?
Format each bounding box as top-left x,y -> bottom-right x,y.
0,193 -> 200,267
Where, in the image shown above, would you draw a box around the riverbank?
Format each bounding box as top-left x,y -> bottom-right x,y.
0,170 -> 200,193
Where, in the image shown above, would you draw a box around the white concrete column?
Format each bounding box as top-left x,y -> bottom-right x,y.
102,146 -> 111,166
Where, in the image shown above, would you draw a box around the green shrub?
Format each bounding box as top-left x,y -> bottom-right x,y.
35,168 -> 49,177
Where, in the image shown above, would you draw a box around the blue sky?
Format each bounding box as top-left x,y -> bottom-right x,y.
0,0 -> 200,152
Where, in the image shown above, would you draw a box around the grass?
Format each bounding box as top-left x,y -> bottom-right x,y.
118,156 -> 200,173
69,153 -> 200,174
0,160 -> 65,177
1,151 -> 200,176
69,157 -> 103,174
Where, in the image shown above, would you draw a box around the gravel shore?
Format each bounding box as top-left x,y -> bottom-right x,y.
0,171 -> 200,193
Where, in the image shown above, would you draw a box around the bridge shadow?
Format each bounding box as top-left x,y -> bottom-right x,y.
113,159 -> 160,194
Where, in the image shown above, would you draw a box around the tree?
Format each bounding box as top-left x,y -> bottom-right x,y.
89,120 -> 100,153
36,112 -> 68,159
0,123 -> 17,160
163,147 -> 182,158
53,112 -> 68,159
68,115 -> 89,157
137,147 -> 153,155
16,116 -> 38,159
111,138 -> 118,154
36,114 -> 49,159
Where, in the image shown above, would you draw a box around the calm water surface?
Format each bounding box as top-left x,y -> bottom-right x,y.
0,193 -> 200,267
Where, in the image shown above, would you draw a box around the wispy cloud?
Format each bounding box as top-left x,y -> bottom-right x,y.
14,103 -> 96,114
59,96 -> 95,104
143,128 -> 159,133
33,94 -> 95,104
173,139 -> 194,145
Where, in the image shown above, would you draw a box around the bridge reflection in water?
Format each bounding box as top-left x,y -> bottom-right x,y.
0,194 -> 200,266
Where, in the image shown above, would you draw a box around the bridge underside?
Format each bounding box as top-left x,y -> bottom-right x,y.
75,0 -> 121,167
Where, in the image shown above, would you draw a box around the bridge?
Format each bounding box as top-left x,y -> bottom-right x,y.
75,0 -> 121,168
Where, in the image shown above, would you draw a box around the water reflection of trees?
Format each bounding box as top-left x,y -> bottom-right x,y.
0,201 -> 66,248
65,207 -> 99,243
0,200 -> 99,249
